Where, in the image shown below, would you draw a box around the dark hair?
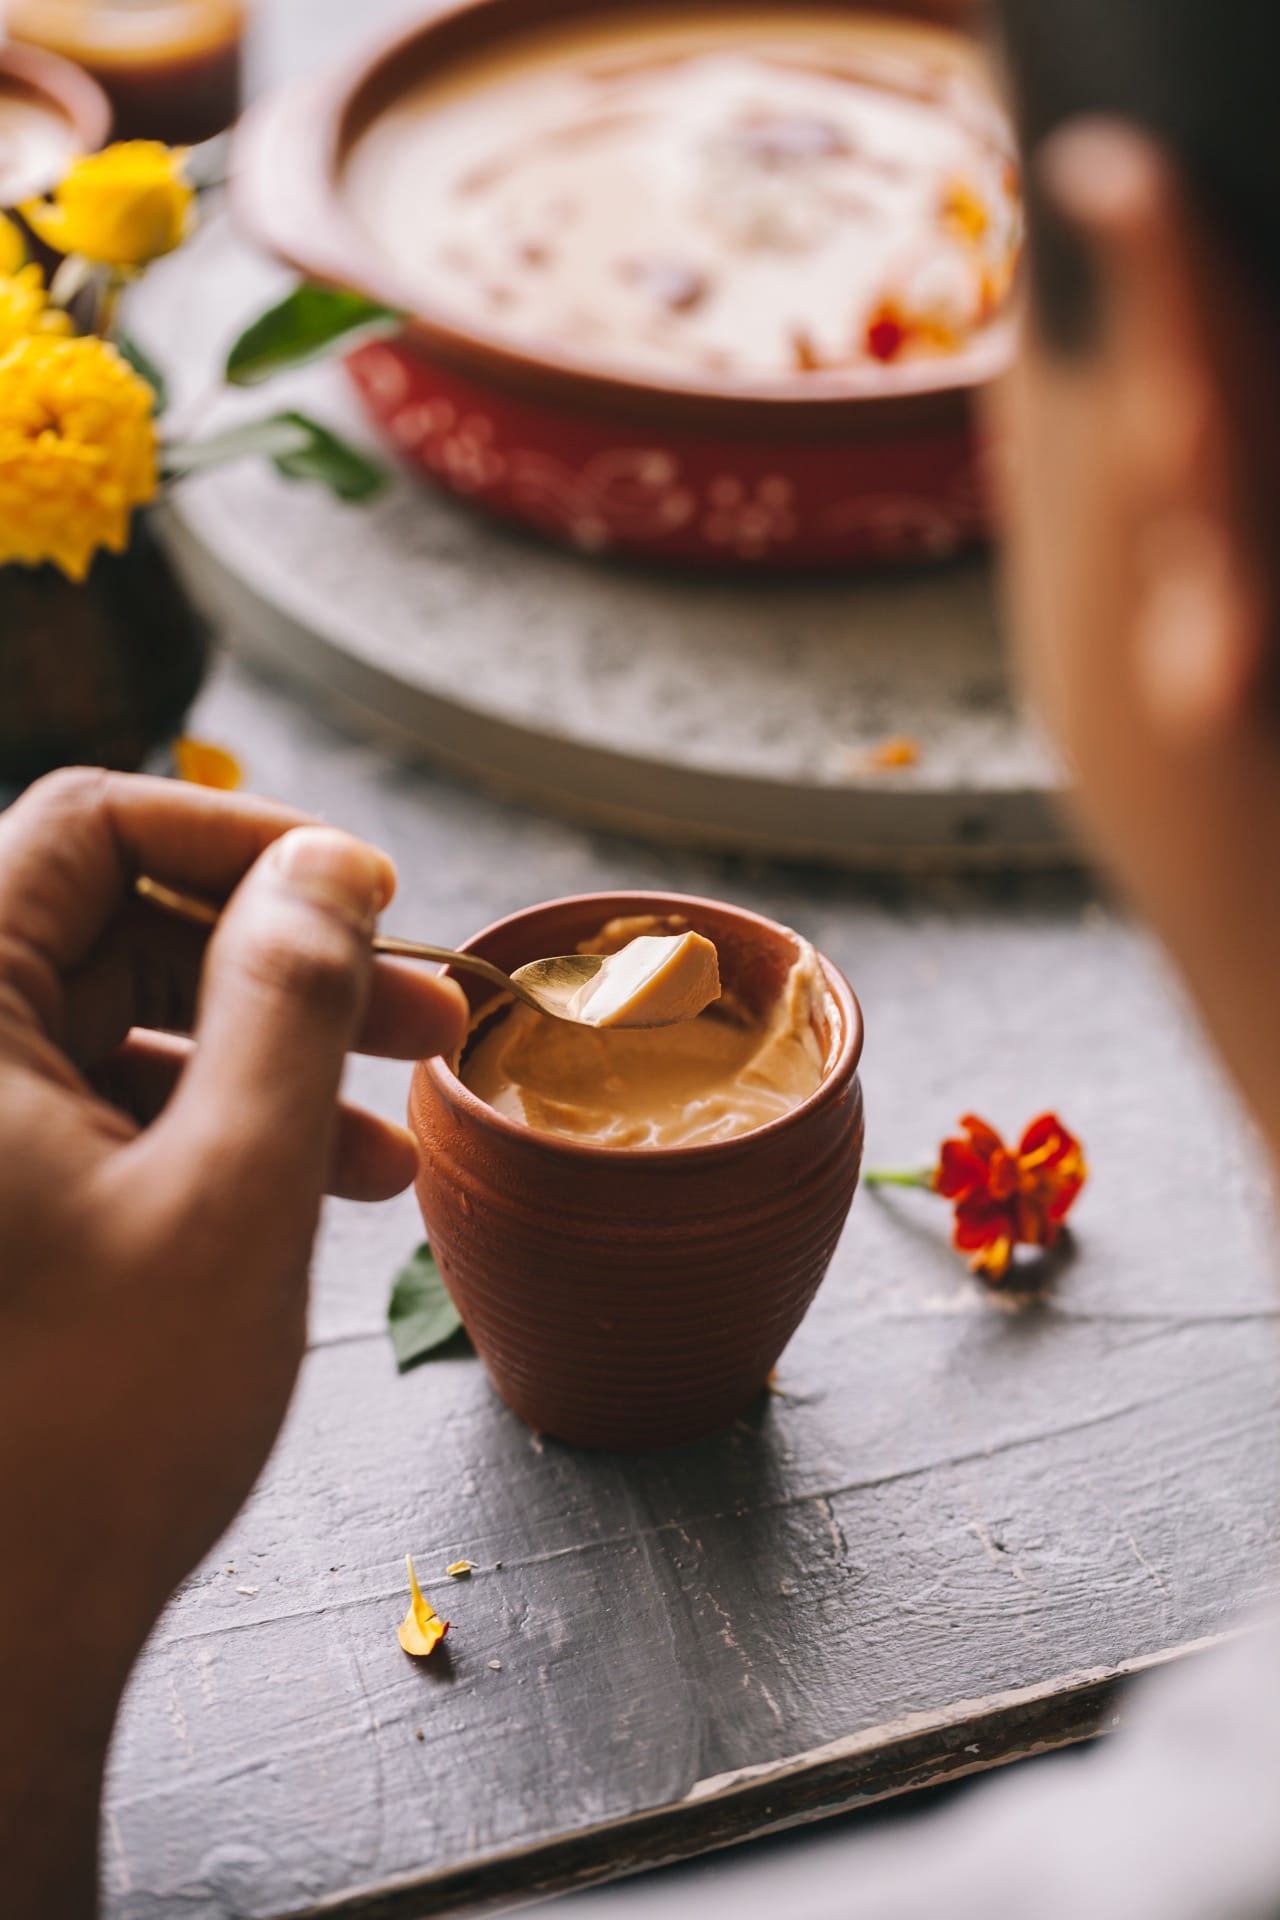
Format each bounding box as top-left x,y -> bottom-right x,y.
993,0 -> 1280,350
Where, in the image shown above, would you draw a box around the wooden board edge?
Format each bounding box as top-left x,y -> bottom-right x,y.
287,1631 -> 1237,1919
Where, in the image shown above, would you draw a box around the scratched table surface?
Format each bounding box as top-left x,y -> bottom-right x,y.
101,3 -> 1280,1915
103,643 -> 1280,1919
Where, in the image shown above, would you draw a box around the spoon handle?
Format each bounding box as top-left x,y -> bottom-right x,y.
134,876 -> 520,1001
372,932 -> 517,999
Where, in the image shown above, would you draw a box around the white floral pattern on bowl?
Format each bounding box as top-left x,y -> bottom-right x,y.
348,340 -> 991,570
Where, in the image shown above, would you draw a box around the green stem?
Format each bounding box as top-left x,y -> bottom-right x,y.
47,254 -> 94,311
863,1167 -> 935,1190
96,268 -> 125,342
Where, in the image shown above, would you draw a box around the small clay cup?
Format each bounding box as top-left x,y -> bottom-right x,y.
409,892 -> 864,1450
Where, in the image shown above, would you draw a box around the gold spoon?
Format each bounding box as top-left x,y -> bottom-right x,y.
134,876 -> 686,1027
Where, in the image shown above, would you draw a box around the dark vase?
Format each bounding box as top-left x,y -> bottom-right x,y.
0,512 -> 211,789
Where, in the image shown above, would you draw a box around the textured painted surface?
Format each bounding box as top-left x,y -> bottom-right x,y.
100,654 -> 1280,1918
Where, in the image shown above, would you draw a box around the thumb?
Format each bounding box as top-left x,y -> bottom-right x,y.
148,826 -> 395,1234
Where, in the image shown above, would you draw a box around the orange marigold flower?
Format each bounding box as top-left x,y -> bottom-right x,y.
933,1112 -> 1087,1281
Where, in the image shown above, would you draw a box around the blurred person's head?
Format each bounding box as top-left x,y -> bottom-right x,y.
991,0 -> 1280,1151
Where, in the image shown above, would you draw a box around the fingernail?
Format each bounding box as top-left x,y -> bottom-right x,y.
268,827 -> 395,927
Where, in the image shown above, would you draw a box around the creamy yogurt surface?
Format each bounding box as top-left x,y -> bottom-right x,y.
341,6 -> 1019,386
461,916 -> 828,1149
566,929 -> 721,1027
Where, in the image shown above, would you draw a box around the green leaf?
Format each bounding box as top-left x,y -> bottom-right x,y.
269,410 -> 387,501
163,414 -> 315,477
116,332 -> 169,413
163,410 -> 386,502
388,1243 -> 469,1372
225,284 -> 402,387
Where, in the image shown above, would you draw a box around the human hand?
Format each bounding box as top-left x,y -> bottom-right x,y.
0,769 -> 467,1915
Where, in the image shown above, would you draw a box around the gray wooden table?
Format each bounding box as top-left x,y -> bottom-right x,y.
101,652 -> 1280,1920
99,2 -> 1280,1914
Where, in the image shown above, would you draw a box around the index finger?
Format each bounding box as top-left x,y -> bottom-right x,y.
0,768 -> 312,974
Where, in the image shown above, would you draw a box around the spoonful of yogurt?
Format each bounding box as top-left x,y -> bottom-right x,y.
135,877 -> 721,1029
530,929 -> 722,1029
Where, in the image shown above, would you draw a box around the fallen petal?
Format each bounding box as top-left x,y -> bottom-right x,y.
398,1554 -> 450,1658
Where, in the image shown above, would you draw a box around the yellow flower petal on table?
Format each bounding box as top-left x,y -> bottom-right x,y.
0,333 -> 158,580
446,1560 -> 474,1579
174,737 -> 242,790
0,214 -> 26,275
23,141 -> 194,268
398,1554 -> 450,1658
0,264 -> 74,351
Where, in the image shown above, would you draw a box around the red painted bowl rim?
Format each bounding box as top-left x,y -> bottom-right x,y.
232,0 -> 1016,437
415,889 -> 865,1166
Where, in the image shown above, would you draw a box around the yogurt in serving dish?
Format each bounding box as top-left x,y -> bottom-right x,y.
235,0 -> 1018,568
341,6 -> 1020,387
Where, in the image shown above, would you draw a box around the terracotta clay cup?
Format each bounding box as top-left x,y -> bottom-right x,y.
408,892 -> 865,1450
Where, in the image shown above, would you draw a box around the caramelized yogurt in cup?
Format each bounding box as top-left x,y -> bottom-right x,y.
408,891 -> 865,1449
563,926 -> 722,1028
461,914 -> 826,1148
342,5 -> 1020,386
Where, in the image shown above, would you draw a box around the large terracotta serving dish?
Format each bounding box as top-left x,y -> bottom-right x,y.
234,0 -> 1017,571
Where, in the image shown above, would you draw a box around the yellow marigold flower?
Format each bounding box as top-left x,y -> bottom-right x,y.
0,213 -> 25,275
0,264 -> 74,350
22,141 -> 194,268
0,333 -> 158,581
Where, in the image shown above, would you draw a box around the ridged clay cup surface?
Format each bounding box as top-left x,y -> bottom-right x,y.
409,892 -> 865,1450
